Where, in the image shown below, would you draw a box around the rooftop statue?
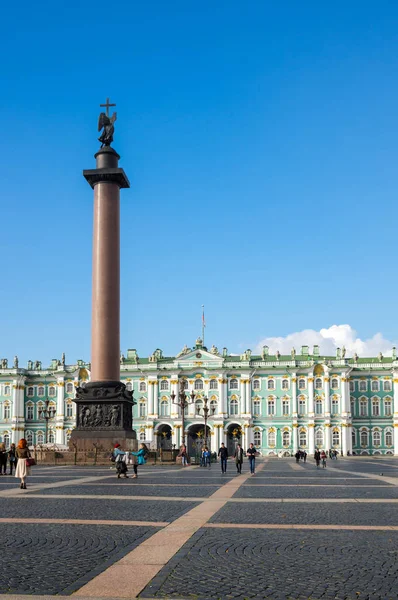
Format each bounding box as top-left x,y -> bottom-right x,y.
98,98 -> 117,147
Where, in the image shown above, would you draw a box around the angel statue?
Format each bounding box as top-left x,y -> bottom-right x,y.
98,111 -> 117,147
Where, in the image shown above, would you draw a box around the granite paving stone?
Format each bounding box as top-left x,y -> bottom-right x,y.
29,484 -> 219,497
235,484 -> 398,499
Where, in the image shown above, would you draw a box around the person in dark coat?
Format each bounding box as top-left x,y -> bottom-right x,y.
234,444 -> 244,474
314,449 -> 321,468
8,443 -> 18,475
218,443 -> 229,473
113,443 -> 128,479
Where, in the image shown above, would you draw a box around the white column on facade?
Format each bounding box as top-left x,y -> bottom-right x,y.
56,378 -> 65,444
292,425 -> 298,453
291,375 -> 297,415
146,425 -> 154,446
240,380 -> 246,415
308,424 -> 315,454
219,377 -> 227,415
171,378 -> 179,417
153,380 -> 159,417
325,425 -> 331,451
393,374 -> 398,455
11,378 -> 25,444
188,380 -> 196,416
308,375 -> 314,414
246,380 -> 251,414
148,382 -> 154,416
342,425 -> 348,455
324,376 -> 331,414
342,376 -> 349,414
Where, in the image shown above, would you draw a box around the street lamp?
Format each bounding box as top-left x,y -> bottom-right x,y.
39,399 -> 56,444
196,395 -> 215,448
170,381 -> 195,446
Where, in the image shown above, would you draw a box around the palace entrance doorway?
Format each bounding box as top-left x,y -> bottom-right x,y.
226,423 -> 242,456
156,424 -> 172,450
187,423 -> 211,459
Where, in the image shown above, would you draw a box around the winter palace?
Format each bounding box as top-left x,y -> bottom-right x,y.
0,339 -> 397,456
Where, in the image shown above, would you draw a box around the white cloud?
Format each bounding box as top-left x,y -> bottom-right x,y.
254,324 -> 397,358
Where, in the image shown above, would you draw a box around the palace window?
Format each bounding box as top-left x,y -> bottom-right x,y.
282,430 -> 290,447
331,378 -> 339,390
383,380 -> 392,392
230,399 -> 239,416
373,430 -> 381,447
38,386 -> 44,396
299,429 -> 307,447
384,399 -> 392,416
27,387 -> 34,397
210,400 -> 218,414
331,397 -> 339,415
4,403 -> 10,419
282,399 -> 290,415
229,378 -> 238,390
372,399 -> 380,417
48,431 -> 55,444
26,405 -> 34,420
267,379 -> 275,391
253,379 -> 260,390
26,431 -> 33,446
66,382 -> 74,393
315,428 -> 324,448
360,430 -> 368,446
139,401 -> 147,418
4,385 -> 10,396
37,431 -> 44,445
359,380 -> 367,392
268,430 -> 276,446
160,380 -> 169,391
195,400 -> 203,414
352,429 -> 356,447
349,380 -> 355,392
253,430 -> 261,446
209,379 -> 218,390
315,399 -> 323,415
194,379 -> 204,390
360,398 -> 368,416
181,380 -> 188,391
298,398 -> 306,416
160,400 -> 169,417
386,429 -> 393,446
66,403 -> 73,418
125,382 -> 133,392
350,398 -> 355,415
315,378 -> 323,390
371,380 -> 379,392
281,379 -> 289,390
48,386 -> 56,397
298,378 -> 306,390
3,433 -> 10,448
253,400 -> 261,416
267,399 -> 275,416
139,432 -> 146,442
332,429 -> 340,447
139,382 -> 147,392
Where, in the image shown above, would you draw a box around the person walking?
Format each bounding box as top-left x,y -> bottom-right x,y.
179,444 -> 189,467
202,446 -> 211,468
113,443 -> 128,479
303,451 -> 307,463
15,438 -> 31,489
247,442 -> 257,475
314,449 -> 321,469
321,450 -> 327,469
218,443 -> 228,474
295,450 -> 300,463
130,443 -> 149,478
234,444 -> 243,474
0,443 -> 7,475
8,443 -> 18,475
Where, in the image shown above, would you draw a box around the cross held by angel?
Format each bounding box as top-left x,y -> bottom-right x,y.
98,97 -> 117,147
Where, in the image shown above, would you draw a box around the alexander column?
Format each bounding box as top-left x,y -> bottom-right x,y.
70,99 -> 136,450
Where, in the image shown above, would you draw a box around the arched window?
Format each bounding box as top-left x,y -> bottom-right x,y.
230,399 -> 239,415
48,386 -> 56,397
282,398 -> 290,415
268,429 -> 276,446
48,431 -> 55,444
383,380 -> 392,392
253,379 -> 260,390
350,397 -> 355,415
267,379 -> 275,390
139,432 -> 146,442
125,382 -> 133,392
139,382 -> 146,392
4,385 -> 10,396
372,399 -> 380,417
267,399 -> 275,415
360,430 -> 368,446
66,402 -> 73,418
26,431 -> 33,446
139,401 -> 147,417
384,398 -> 392,416
37,431 -> 44,445
298,397 -> 306,415
349,380 -> 355,392
281,379 -> 289,390
253,400 -> 261,416
4,403 -> 10,419
160,400 -> 169,417
253,430 -> 261,446
315,399 -> 323,415
360,398 -> 368,416
299,429 -> 307,447
282,430 -> 290,447
38,386 -> 44,396
209,379 -> 218,390
27,387 -> 34,397
315,378 -> 323,390
331,378 -> 339,389
386,429 -> 393,446
371,380 -> 379,392
160,380 -> 169,391
210,400 -> 218,414
66,382 -> 74,393
26,404 -> 34,420
359,380 -> 367,392
195,399 -> 203,414
315,428 -> 324,448
3,433 -> 10,448
180,380 -> 188,390
373,429 -> 381,447
331,396 -> 339,414
194,379 -> 204,390
298,378 -> 306,390
229,378 -> 238,390
332,429 -> 340,447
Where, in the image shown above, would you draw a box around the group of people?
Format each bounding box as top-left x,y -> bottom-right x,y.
314,449 -> 328,468
111,442 -> 149,478
178,442 -> 258,474
0,443 -> 18,475
294,450 -> 308,463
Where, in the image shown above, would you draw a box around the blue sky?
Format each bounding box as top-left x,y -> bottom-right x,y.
1,1 -> 398,366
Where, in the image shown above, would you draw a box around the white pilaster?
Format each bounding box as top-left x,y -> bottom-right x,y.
393,375 -> 398,456
153,380 -> 159,418
56,379 -> 65,445
148,382 -> 154,416
342,377 -> 350,413
146,424 -> 154,445
308,375 -> 314,414
324,376 -> 331,414
308,424 -> 315,454
292,425 -> 298,453
342,425 -> 348,455
241,380 -> 246,415
325,425 -> 331,451
171,378 -> 179,417
291,375 -> 297,415
11,378 -> 25,444
219,377 -> 227,415
246,381 -> 251,414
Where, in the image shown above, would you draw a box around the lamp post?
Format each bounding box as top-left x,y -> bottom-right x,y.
39,399 -> 56,444
196,395 -> 215,448
170,381 -> 195,447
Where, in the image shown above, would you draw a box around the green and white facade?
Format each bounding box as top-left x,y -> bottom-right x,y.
1,340 -> 398,456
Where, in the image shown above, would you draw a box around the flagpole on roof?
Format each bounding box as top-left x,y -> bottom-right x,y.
202,304 -> 205,346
